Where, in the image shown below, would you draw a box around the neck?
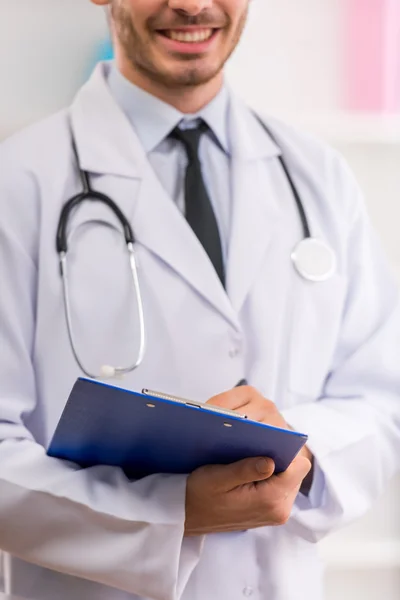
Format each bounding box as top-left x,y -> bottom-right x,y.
115,55 -> 224,114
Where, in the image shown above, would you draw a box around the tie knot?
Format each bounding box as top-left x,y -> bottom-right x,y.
170,121 -> 208,162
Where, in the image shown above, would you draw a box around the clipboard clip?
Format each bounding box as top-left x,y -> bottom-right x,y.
142,389 -> 248,419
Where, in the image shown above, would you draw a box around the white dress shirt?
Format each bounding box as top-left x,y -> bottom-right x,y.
107,63 -> 232,264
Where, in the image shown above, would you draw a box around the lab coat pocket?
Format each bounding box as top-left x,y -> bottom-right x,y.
287,273 -> 347,402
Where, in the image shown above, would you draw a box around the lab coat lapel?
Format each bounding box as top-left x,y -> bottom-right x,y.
70,64 -> 239,330
133,163 -> 240,329
226,98 -> 282,313
70,64 -> 146,181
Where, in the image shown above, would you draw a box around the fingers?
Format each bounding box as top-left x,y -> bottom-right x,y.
275,455 -> 312,489
210,457 -> 276,491
207,387 -> 283,424
207,386 -> 255,410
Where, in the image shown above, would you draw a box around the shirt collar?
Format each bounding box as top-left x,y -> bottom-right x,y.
107,62 -> 230,155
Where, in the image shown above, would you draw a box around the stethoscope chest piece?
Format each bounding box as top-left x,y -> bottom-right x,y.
291,238 -> 337,282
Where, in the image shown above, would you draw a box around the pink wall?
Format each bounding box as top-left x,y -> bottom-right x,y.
345,0 -> 400,112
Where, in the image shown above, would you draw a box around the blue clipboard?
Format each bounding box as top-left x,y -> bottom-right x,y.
47,378 -> 308,477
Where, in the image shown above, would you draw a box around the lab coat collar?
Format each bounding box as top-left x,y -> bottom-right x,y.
70,64 -> 238,329
70,63 -> 146,179
70,63 -> 281,179
107,62 -> 231,155
227,92 -> 281,161
70,62 -> 283,323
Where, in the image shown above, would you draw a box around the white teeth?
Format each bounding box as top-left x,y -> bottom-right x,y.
166,29 -> 213,43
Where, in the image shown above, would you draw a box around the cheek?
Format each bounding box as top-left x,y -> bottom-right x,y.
125,0 -> 160,31
127,0 -> 161,12
225,0 -> 249,23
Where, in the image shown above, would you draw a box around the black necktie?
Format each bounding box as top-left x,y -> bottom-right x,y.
170,123 -> 225,286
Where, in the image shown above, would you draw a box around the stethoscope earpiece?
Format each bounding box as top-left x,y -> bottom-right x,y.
100,365 -> 117,379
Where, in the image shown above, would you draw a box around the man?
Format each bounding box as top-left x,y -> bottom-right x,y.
0,1 -> 399,599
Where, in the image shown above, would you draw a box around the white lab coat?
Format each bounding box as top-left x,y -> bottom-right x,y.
0,63 -> 399,600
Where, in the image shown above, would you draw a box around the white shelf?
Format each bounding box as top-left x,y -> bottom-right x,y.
284,112 -> 400,145
321,540 -> 400,570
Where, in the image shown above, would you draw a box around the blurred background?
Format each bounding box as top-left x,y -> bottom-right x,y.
0,0 -> 399,598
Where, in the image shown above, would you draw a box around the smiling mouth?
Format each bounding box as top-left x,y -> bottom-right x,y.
158,28 -> 217,43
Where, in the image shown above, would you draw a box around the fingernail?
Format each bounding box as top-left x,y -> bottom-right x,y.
256,458 -> 272,474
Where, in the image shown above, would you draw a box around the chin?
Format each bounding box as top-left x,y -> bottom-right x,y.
160,62 -> 223,88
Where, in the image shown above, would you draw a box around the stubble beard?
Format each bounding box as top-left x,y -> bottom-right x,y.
111,2 -> 248,90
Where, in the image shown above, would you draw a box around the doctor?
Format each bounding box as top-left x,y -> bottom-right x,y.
0,0 -> 399,599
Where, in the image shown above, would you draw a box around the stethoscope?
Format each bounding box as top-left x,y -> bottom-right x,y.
56,135 -> 145,381
57,124 -> 336,380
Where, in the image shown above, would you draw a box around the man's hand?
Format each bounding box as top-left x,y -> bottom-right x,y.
185,386 -> 313,536
208,386 -> 313,463
185,454 -> 311,536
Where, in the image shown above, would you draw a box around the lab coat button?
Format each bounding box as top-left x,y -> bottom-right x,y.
229,345 -> 241,358
242,587 -> 254,597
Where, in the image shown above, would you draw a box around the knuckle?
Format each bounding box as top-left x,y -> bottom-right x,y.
262,396 -> 275,408
242,385 -> 257,396
261,494 -> 291,525
271,504 -> 291,526
257,493 -> 290,526
261,401 -> 279,419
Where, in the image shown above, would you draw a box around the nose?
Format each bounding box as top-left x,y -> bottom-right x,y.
168,0 -> 213,16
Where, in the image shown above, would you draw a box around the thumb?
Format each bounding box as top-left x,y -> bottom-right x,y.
216,456 -> 275,491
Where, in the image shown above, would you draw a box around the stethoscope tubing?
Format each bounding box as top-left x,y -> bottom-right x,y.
57,119 -> 336,378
